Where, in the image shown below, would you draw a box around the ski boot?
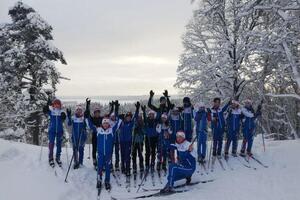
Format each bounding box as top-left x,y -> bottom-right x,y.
232,151 -> 238,157
224,152 -> 229,160
240,150 -> 246,157
105,182 -> 111,191
49,158 -> 55,168
73,162 -> 80,169
160,184 -> 174,194
186,176 -> 192,185
55,157 -> 62,167
96,179 -> 102,189
115,163 -> 120,171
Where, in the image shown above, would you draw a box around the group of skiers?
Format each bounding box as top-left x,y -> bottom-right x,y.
43,90 -> 262,192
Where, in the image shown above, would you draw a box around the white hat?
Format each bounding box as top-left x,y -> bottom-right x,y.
148,110 -> 156,115
176,131 -> 185,139
110,112 -> 115,117
102,118 -> 110,125
161,113 -> 168,119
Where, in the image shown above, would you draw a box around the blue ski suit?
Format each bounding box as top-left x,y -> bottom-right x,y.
225,108 -> 242,154
210,102 -> 230,156
182,107 -> 194,142
119,112 -> 138,173
156,123 -> 172,168
169,113 -> 182,144
46,107 -> 65,160
87,119 -> 118,183
194,108 -> 210,159
166,141 -> 196,187
241,106 -> 261,153
67,115 -> 87,165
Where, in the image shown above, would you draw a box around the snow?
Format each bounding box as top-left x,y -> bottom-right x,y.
0,137 -> 299,200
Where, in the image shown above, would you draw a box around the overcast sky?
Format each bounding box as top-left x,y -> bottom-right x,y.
0,0 -> 194,96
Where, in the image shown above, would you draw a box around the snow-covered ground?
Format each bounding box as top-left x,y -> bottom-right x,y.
0,138 -> 299,200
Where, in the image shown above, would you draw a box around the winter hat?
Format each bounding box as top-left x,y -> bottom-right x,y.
176,131 -> 185,139
161,113 -> 168,119
102,118 -> 110,125
52,99 -> 62,107
75,106 -> 83,117
148,110 -> 156,115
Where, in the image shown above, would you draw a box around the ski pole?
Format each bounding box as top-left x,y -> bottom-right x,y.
39,129 -> 44,161
207,128 -> 213,169
88,133 -> 91,159
65,123 -> 84,183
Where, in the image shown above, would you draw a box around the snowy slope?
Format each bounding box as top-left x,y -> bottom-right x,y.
0,138 -> 299,200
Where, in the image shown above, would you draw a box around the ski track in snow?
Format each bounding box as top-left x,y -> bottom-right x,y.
0,138 -> 299,200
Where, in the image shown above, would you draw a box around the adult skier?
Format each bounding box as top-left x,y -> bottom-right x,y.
210,97 -> 230,157
43,98 -> 66,167
240,99 -> 262,156
119,102 -> 139,176
225,100 -> 242,157
194,102 -> 211,163
160,131 -> 196,193
90,105 -> 103,168
66,105 -> 88,169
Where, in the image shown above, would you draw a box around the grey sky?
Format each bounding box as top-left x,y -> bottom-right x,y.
0,0 -> 194,96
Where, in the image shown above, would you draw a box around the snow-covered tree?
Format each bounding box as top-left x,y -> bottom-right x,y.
0,2 -> 67,144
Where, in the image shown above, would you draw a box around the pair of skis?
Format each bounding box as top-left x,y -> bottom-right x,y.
112,179 -> 215,200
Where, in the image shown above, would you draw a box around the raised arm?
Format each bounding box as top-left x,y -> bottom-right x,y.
221,100 -> 231,113
109,101 -> 115,115
163,90 -> 172,112
148,90 -> 159,112
141,105 -> 147,126
84,109 -> 97,133
134,101 -> 140,121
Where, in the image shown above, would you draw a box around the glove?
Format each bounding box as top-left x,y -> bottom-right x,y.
135,101 -> 141,109
66,108 -> 71,117
257,104 -> 262,111
150,90 -> 154,97
86,98 -> 91,110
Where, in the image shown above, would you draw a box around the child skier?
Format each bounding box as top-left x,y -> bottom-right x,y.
225,100 -> 242,158
132,108 -> 146,174
156,113 -> 172,172
210,97 -> 230,157
160,131 -> 196,193
66,105 -> 88,169
142,106 -> 159,172
240,99 -> 262,157
194,102 -> 211,163
181,97 -> 194,142
119,102 -> 139,176
86,114 -> 115,191
43,98 -> 66,167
